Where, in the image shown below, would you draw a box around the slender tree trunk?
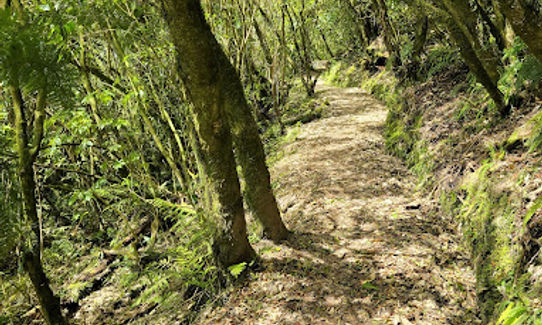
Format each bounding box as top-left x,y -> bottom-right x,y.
253,17 -> 273,67
412,13 -> 428,63
492,0 -> 509,46
285,3 -> 317,97
372,0 -> 401,67
441,0 -> 501,84
319,28 -> 335,58
474,0 -> 507,52
433,0 -> 508,115
3,4 -> 65,323
10,86 -> 67,325
498,0 -> 542,64
340,0 -> 369,48
445,19 -> 509,115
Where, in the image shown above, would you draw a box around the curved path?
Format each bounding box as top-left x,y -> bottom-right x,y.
198,84 -> 479,324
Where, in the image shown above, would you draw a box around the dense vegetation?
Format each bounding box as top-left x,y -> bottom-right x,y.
1,0 -> 542,324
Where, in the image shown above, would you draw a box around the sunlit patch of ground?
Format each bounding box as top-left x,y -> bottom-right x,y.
197,83 -> 479,325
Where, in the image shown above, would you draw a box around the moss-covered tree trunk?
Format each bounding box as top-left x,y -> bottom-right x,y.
445,22 -> 508,115
372,0 -> 401,67
10,86 -> 66,325
434,0 -> 508,115
227,82 -> 289,242
412,12 -> 428,63
442,0 -> 502,84
161,0 -> 256,267
498,0 -> 542,64
162,0 -> 288,264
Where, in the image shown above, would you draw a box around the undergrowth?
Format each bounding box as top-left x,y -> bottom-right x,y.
372,43 -> 542,323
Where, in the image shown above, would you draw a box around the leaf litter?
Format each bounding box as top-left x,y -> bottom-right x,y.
197,82 -> 479,325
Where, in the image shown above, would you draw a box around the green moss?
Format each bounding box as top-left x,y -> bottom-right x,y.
379,68 -> 541,322
458,158 -> 528,320
323,61 -> 366,88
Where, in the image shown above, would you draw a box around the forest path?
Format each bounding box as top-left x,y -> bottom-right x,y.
198,83 -> 479,324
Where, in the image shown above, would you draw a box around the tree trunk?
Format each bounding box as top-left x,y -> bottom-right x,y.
319,28 -> 335,58
10,85 -> 67,324
3,2 -> 67,320
23,252 -> 67,325
412,13 -> 428,63
444,20 -> 509,115
474,0 -> 507,52
499,0 -> 542,64
340,0 -> 369,48
433,0 -> 508,115
253,17 -> 273,67
161,0 -> 256,267
372,0 -> 401,67
441,0 -> 501,84
285,3 -> 317,97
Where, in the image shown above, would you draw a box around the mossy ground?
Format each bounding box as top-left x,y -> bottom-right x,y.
364,59 -> 542,322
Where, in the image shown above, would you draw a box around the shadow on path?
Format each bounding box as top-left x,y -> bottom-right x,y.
197,83 -> 479,324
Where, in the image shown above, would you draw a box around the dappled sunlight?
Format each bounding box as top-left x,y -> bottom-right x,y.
197,83 -> 479,324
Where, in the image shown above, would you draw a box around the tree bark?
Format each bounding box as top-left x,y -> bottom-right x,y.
444,19 -> 508,115
3,2 -> 66,320
340,0 -> 369,48
441,0 -> 501,84
432,0 -> 508,115
161,0 -> 256,267
498,0 -> 542,64
10,85 -> 67,325
412,13 -> 429,63
23,252 -> 66,325
372,0 -> 401,67
474,0 -> 507,52
162,0 -> 289,264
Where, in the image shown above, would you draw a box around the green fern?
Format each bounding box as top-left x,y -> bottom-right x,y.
0,8 -> 76,108
497,301 -> 542,325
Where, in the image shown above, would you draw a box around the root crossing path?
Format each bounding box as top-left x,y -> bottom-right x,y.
198,84 -> 479,324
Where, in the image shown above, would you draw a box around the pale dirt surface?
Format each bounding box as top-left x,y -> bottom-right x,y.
197,83 -> 479,325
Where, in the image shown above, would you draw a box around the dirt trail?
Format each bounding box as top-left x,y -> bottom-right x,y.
198,83 -> 479,324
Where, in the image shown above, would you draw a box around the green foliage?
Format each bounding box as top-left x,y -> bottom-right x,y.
528,111 -> 542,152
497,301 -> 542,325
524,196 -> 542,228
324,61 -> 364,87
228,262 -> 248,278
516,56 -> 542,90
384,98 -> 421,161
421,45 -> 461,80
460,158 -> 517,283
0,8 -> 76,107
